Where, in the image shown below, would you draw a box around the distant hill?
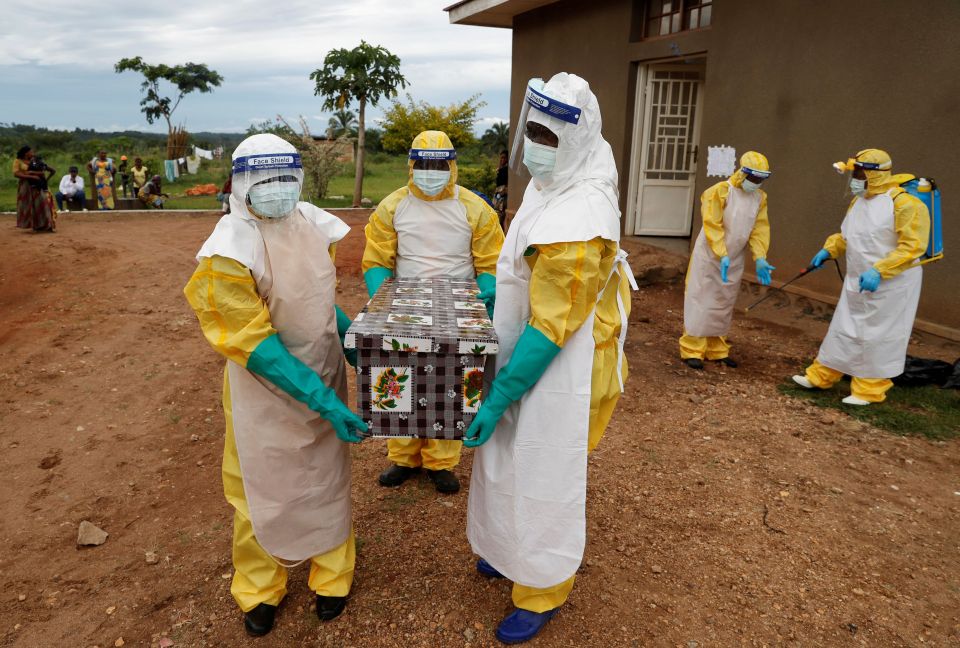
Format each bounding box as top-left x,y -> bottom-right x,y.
0,123 -> 247,157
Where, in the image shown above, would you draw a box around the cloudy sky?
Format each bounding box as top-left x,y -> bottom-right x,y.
0,0 -> 512,134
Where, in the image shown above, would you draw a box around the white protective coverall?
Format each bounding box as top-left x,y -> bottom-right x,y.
468,73 -> 636,611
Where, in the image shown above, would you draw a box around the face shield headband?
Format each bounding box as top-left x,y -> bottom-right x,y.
832,157 -> 891,174
741,166 -> 771,183
233,153 -> 303,175
525,85 -> 583,125
409,149 -> 456,162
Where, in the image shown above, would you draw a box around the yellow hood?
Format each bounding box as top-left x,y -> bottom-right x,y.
408,130 -> 458,202
729,150 -> 770,188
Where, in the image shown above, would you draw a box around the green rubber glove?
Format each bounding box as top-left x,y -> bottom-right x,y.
247,334 -> 367,443
363,266 -> 394,298
475,272 -> 496,319
463,325 -> 561,448
335,305 -> 357,367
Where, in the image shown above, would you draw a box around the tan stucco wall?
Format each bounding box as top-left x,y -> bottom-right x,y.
509,0 -> 960,334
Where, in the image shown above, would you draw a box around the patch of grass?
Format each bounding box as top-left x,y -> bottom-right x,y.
779,378 -> 959,440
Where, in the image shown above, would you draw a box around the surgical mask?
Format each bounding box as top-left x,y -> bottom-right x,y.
741,179 -> 761,193
523,137 -> 558,178
849,177 -> 867,196
412,169 -> 450,196
247,181 -> 300,218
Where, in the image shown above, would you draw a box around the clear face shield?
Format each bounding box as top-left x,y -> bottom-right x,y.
408,148 -> 455,197
509,79 -> 583,181
833,157 -> 887,197
232,151 -> 304,219
739,166 -> 771,192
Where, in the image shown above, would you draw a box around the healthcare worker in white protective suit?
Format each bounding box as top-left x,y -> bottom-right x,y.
680,151 -> 775,369
184,134 -> 367,636
362,130 -> 504,494
463,73 -> 637,644
793,148 -> 930,405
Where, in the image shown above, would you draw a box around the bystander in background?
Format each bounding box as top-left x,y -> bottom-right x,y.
56,166 -> 88,211
86,150 -> 115,210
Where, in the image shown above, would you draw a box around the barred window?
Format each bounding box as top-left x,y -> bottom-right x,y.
643,0 -> 712,38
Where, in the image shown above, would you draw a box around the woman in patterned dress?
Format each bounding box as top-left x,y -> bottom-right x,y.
86,150 -> 115,210
12,146 -> 56,232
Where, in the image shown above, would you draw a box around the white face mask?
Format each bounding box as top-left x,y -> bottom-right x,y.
523,137 -> 558,178
741,179 -> 761,193
247,181 -> 300,218
849,177 -> 867,196
412,169 -> 451,196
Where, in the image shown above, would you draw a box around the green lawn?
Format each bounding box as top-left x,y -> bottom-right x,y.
1,150 -> 411,211
779,377 -> 960,440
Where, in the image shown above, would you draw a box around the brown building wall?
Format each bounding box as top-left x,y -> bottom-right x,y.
509,0 -> 960,335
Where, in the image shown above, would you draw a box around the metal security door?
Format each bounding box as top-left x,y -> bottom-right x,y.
628,64 -> 704,236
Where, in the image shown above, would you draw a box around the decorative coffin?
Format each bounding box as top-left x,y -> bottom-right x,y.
344,277 -> 499,439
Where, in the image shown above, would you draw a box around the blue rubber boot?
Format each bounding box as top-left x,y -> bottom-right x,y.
476,558 -> 504,578
495,608 -> 558,644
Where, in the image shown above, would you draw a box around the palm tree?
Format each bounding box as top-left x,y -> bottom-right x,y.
311,42 -> 408,206
482,121 -> 510,153
327,108 -> 358,139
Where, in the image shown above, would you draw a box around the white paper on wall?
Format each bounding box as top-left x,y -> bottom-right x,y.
706,145 -> 737,177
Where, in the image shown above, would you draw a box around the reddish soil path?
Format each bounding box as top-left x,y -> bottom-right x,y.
0,211 -> 957,647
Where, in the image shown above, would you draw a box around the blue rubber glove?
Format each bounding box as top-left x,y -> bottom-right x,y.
858,267 -> 882,292
247,334 -> 367,443
363,266 -> 393,298
755,258 -> 775,286
463,325 -> 561,448
335,305 -> 357,368
810,248 -> 831,269
476,272 -> 496,320
719,255 -> 731,283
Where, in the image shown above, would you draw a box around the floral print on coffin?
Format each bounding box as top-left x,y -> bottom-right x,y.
370,366 -> 412,412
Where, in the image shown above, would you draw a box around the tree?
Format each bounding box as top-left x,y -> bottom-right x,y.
276,115 -> 346,202
327,109 -> 358,139
480,121 -> 510,154
114,56 -> 223,158
381,94 -> 486,155
246,118 -> 300,147
310,41 -> 407,207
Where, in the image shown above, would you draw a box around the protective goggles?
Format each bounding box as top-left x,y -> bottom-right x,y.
233,153 -> 302,174
832,157 -> 891,174
741,166 -> 771,183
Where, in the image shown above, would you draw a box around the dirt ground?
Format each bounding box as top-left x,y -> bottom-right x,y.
1,211 -> 958,648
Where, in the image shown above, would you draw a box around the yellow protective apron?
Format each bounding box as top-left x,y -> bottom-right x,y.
683,181 -> 762,337
226,209 -> 351,562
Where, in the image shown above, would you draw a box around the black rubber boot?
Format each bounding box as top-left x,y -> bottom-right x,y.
427,469 -> 461,494
714,357 -> 738,368
683,358 -> 705,370
316,594 -> 347,621
378,464 -> 420,487
244,603 -> 277,637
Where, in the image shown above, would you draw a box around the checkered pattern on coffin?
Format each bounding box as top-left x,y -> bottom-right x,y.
356,349 -> 475,439
346,277 -> 497,354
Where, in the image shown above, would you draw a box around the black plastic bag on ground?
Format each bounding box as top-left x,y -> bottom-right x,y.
893,356 -> 958,387
943,360 -> 960,390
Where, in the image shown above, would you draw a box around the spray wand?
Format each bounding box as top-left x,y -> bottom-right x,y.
744,259 -> 844,313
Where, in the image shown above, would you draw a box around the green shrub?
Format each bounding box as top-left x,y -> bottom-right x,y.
458,160 -> 497,197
